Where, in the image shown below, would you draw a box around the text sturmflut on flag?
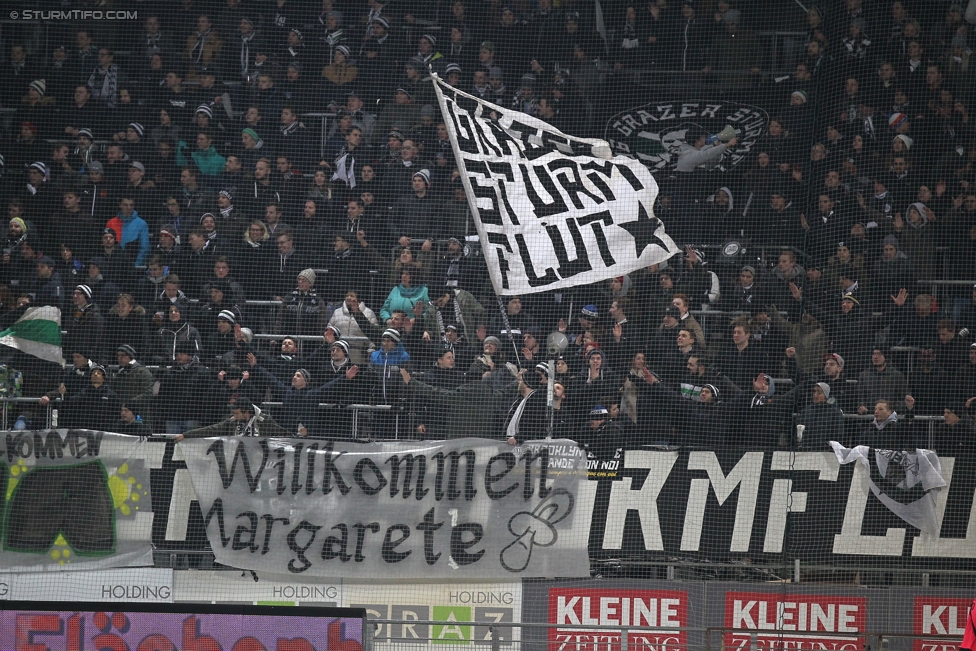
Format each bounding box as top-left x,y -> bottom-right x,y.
432,75 -> 681,296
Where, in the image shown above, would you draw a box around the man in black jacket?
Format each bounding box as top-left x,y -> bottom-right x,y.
157,341 -> 213,433
27,256 -> 64,309
63,284 -> 105,360
728,374 -> 796,448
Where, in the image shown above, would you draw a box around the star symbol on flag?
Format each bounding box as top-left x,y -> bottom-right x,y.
619,201 -> 663,258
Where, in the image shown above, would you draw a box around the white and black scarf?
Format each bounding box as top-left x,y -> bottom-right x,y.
191,28 -> 214,64
240,32 -> 255,77
88,65 -> 120,107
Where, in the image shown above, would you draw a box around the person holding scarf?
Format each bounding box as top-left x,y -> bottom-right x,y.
87,48 -> 127,109
184,14 -> 224,79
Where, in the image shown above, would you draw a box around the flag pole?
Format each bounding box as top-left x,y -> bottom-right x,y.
430,73 -> 507,297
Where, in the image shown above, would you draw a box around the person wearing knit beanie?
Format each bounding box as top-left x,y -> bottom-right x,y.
483,336 -> 502,351
298,269 -> 316,286
29,80 -> 46,97
333,339 -> 350,357
75,284 -> 93,301
815,382 -> 831,400
242,128 -> 261,145
413,169 -> 431,187
796,380 -> 844,448
293,368 -> 312,388
9,217 -> 28,235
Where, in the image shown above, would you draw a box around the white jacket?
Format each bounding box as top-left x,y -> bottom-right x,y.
328,303 -> 378,340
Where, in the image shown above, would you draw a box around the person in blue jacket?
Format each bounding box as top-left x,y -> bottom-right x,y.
106,197 -> 150,266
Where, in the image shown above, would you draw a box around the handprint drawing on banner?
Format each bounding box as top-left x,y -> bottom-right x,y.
500,488 -> 574,572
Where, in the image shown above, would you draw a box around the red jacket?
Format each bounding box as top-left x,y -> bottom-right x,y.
105,216 -> 123,243
963,598 -> 976,651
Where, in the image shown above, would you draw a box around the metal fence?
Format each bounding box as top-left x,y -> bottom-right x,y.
367,619 -> 704,651
360,621 -> 964,651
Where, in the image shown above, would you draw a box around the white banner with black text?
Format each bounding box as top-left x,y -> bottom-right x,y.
179,437 -> 594,579
432,75 -> 681,295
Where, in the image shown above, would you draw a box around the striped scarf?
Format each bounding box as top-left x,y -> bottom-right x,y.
88,65 -> 120,107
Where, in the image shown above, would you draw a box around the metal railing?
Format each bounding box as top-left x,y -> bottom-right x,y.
0,397 -> 52,430
368,619 -> 705,651
705,629 -> 962,651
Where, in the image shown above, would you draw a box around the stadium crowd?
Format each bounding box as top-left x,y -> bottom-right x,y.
0,0 -> 975,454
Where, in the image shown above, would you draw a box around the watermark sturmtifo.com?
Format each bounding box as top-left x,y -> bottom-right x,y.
9,10 -> 138,20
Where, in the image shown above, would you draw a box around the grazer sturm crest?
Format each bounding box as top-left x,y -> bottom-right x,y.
605,101 -> 769,172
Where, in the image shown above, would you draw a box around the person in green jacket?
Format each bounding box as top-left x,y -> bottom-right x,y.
176,130 -> 226,177
176,398 -> 289,439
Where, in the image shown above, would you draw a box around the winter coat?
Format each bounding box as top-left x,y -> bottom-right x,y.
899,205 -> 939,279
406,376 -> 516,440
107,210 -> 151,267
103,306 -> 148,362
176,142 -> 226,177
153,321 -> 203,362
855,365 -> 910,412
858,413 -> 914,450
328,303 -> 378,363
279,289 -> 326,337
369,344 -> 412,406
771,309 -> 829,377
727,377 -> 796,448
63,302 -> 105,360
28,273 -> 65,310
678,398 -> 732,448
110,361 -> 155,418
421,289 -> 485,343
392,192 -> 438,242
380,284 -> 429,322
256,366 -> 349,435
68,384 -> 122,431
797,400 -> 845,449
717,341 -> 768,390
181,408 -> 289,438
807,302 -> 872,374
157,359 -> 212,422
871,251 -> 916,306
328,303 -> 378,339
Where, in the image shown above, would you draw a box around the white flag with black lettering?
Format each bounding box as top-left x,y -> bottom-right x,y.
831,442 -> 945,535
432,75 -> 680,296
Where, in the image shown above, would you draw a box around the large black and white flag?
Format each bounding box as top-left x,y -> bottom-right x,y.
432,76 -> 680,296
831,442 -> 946,535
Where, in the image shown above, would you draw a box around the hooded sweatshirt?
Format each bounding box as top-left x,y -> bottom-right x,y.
370,343 -> 411,404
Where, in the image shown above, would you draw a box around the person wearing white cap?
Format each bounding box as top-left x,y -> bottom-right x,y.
203,301 -> 238,355
22,81 -> 54,137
